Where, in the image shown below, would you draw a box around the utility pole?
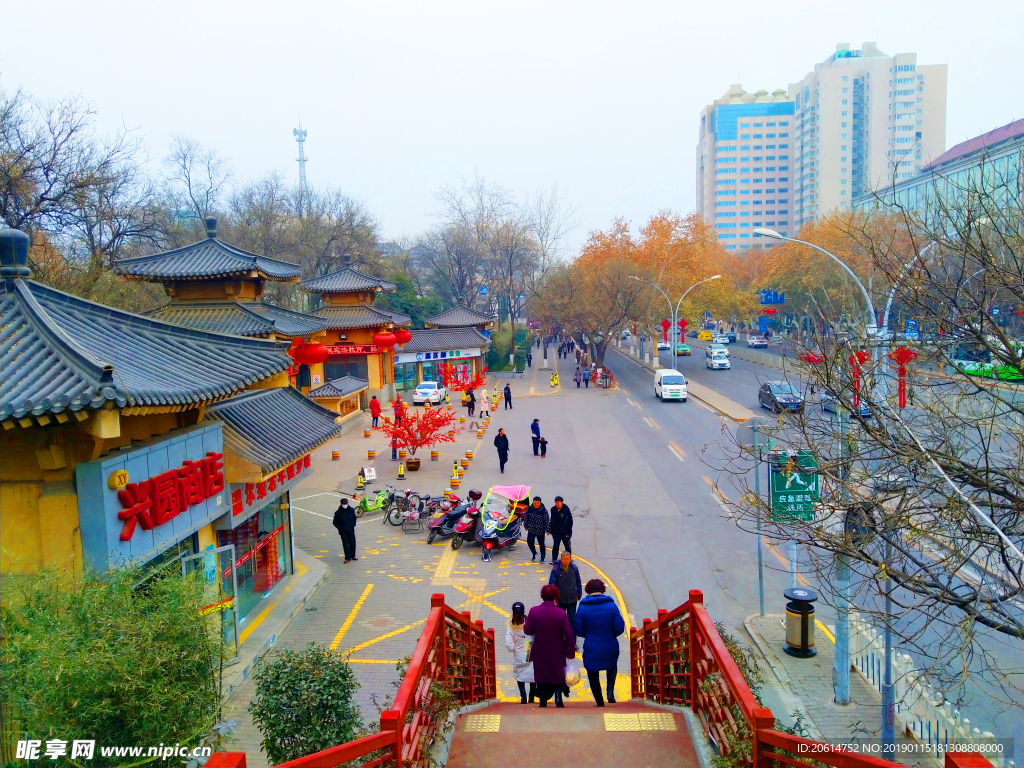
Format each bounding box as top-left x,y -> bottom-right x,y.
754,423 -> 765,616
293,123 -> 308,214
835,406 -> 851,705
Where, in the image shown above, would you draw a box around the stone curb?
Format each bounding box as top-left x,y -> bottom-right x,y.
743,613 -> 791,686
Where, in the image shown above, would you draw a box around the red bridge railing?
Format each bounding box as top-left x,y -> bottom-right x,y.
207,593 -> 496,768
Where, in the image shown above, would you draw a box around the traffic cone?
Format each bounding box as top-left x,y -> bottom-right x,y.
398,461 -> 406,480
356,471 -> 365,491
452,459 -> 460,477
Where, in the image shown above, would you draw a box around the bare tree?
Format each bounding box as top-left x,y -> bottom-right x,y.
161,134 -> 232,243
293,186 -> 379,280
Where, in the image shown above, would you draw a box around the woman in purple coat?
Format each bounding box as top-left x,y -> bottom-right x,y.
523,584 -> 576,707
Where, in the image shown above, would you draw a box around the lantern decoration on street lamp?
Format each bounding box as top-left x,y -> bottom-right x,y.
678,318 -> 688,334
393,327 -> 413,349
660,319 -> 671,343
888,346 -> 918,409
288,337 -> 329,365
763,307 -> 777,316
848,350 -> 871,408
373,330 -> 398,349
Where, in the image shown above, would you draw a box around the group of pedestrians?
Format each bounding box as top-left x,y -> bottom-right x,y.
573,367 -> 591,389
522,494 -> 572,563
505,574 -> 625,708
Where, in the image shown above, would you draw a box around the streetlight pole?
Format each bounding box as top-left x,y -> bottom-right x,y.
629,274 -> 722,370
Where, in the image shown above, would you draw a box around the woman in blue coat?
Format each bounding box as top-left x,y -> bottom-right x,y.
574,578 -> 625,707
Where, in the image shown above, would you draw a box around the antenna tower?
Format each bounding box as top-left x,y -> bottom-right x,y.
292,123 -> 308,188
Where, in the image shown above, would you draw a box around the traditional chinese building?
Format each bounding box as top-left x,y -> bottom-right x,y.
300,266 -> 411,402
423,304 -> 494,335
1,229 -> 339,640
393,327 -> 491,393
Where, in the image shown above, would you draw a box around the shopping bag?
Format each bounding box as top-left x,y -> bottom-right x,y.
564,658 -> 581,686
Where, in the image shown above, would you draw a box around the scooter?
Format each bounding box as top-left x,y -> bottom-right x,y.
427,489 -> 482,544
450,504 -> 482,550
479,504 -> 527,561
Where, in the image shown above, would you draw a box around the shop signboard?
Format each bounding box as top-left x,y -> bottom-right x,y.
325,345 -> 383,355
224,454 -> 312,526
396,348 -> 482,364
76,422 -> 226,572
770,450 -> 819,522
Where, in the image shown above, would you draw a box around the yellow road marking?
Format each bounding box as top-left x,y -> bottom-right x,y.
816,620 -> 835,644
618,386 -> 629,397
669,440 -> 685,458
434,546 -> 458,580
239,599 -> 279,645
454,584 -> 511,617
342,619 -> 426,656
643,416 -> 659,429
329,583 -> 374,650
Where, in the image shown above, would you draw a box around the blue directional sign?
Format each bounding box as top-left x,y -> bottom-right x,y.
759,290 -> 785,305
759,316 -> 769,334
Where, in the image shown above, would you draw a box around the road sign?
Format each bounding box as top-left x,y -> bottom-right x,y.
759,290 -> 785,305
735,417 -> 776,451
362,466 -> 377,483
770,450 -> 819,522
759,316 -> 769,334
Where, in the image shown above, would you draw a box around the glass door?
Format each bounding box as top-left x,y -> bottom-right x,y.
181,545 -> 239,666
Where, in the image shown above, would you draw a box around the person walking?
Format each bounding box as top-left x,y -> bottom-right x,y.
479,387 -> 489,418
549,496 -> 572,559
493,428 -> 510,474
466,388 -> 476,418
549,552 -> 582,635
332,498 -> 358,563
539,436 -> 547,458
531,418 -> 541,456
523,585 -> 576,708
574,367 -> 582,388
574,579 -> 625,707
369,396 -> 382,427
505,602 -> 536,703
583,367 -> 590,388
524,496 -> 549,563
503,383 -> 512,410
394,394 -> 404,425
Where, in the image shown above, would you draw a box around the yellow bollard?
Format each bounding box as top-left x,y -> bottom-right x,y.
363,429 -> 371,438
399,449 -> 407,459
460,459 -> 469,469
398,462 -> 406,480
466,450 -> 474,461
332,451 -> 340,461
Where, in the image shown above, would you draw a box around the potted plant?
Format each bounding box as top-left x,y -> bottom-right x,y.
375,402 -> 463,471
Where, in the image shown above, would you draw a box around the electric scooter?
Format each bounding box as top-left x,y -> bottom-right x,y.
479,503 -> 527,561
450,505 -> 482,550
427,489 -> 482,544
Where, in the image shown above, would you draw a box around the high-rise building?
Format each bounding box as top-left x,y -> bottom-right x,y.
697,85 -> 796,251
790,43 -> 947,227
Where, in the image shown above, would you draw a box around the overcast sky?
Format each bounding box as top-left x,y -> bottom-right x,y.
4,1 -> 1022,252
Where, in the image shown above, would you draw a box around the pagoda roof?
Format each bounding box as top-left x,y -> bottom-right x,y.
115,218 -> 302,282
0,278 -> 290,422
424,304 -> 494,328
308,376 -> 369,398
401,327 -> 489,353
309,303 -> 410,330
204,387 -> 341,474
146,301 -> 328,338
299,266 -> 397,294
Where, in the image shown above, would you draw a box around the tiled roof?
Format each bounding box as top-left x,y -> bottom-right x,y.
309,304 -> 410,330
147,301 -> 328,338
401,327 -> 489,353
115,220 -> 301,281
299,266 -> 396,294
424,304 -> 494,327
923,119 -> 1024,171
309,376 -> 369,398
204,386 -> 341,474
0,279 -> 290,421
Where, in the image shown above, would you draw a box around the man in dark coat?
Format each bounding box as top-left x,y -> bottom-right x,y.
524,496 -> 549,563
574,578 -> 626,706
332,498 -> 358,563
548,552 -> 582,633
493,428 -> 510,474
531,418 -> 541,456
549,496 -> 573,559
466,388 -> 476,417
503,383 -> 512,409
523,584 -> 576,708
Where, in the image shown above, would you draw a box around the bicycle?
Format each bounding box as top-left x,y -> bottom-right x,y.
385,487 -> 422,526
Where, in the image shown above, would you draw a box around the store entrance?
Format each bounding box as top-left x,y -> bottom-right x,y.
217,499 -> 291,622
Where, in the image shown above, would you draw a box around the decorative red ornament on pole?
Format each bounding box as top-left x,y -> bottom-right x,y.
763,307 -> 777,316
393,327 -> 413,348
678,318 -> 688,334
888,346 -> 918,408
848,350 -> 871,407
632,318 -> 638,336
660,319 -> 671,343
373,330 -> 398,349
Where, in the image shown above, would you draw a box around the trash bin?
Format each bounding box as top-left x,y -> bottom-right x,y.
783,587 -> 817,658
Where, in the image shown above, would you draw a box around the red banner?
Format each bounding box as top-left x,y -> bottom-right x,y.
325,345 -> 383,355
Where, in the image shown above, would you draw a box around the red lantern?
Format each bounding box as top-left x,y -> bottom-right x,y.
660,319 -> 671,343
373,331 -> 397,348
848,350 -> 870,407
763,307 -> 777,316
288,338 -> 329,365
888,346 -> 918,408
394,327 -> 413,348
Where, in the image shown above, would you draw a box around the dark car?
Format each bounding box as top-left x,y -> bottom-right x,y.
689,329 -> 698,338
726,331 -> 737,343
758,381 -> 805,414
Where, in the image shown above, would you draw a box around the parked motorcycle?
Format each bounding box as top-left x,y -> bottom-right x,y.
450,505 -> 482,550
427,489 -> 482,544
478,500 -> 529,562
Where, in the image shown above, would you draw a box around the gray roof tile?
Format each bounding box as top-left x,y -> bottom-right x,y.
147,301 -> 328,337
425,304 -> 494,327
0,279 -> 290,421
309,304 -> 410,329
204,387 -> 341,474
299,266 -> 396,294
116,231 -> 301,281
308,376 -> 369,398
401,327 -> 489,353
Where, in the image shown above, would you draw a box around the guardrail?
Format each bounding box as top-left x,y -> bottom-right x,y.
206,593 -> 496,768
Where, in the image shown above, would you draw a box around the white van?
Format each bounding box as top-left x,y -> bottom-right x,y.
654,369 -> 688,401
706,348 -> 731,370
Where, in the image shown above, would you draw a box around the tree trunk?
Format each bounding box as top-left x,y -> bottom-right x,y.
595,341 -> 608,366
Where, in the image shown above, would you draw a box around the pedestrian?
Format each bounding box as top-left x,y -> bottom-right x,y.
467,388 -> 476,418
369,395 -> 382,427
504,383 -> 512,409
505,601 -> 536,703
494,428 -> 510,474
531,418 -> 541,456
549,496 -> 572,559
549,552 -> 582,636
574,579 -> 625,707
527,351 -> 533,367
332,497 -> 358,563
524,495 -> 549,563
583,368 -> 590,388
523,585 -> 576,708
574,367 -> 582,388
539,436 -> 547,458
480,387 -> 489,417
394,394 -> 404,425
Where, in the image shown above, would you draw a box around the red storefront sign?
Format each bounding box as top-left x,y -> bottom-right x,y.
116,452 -> 224,541
230,454 -> 311,517
324,345 -> 383,355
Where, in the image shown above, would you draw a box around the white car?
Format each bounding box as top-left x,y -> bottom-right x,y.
713,335 -> 731,345
654,369 -> 687,402
747,335 -> 769,348
657,341 -> 671,351
412,381 -> 446,404
706,348 -> 731,369
710,343 -> 730,357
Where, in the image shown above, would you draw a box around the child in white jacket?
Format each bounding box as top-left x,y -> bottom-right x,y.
505,601 -> 535,703
480,388 -> 489,417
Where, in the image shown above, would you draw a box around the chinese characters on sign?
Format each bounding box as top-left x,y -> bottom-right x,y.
324,345 -> 382,355
230,454 -> 311,518
770,450 -> 819,522
18,740 -> 95,761
116,452 -> 224,541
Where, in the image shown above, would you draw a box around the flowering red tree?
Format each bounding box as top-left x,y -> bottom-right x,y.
438,362 -> 487,392
374,404 -> 462,456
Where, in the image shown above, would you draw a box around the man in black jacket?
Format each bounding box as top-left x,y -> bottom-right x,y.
333,498 -> 358,563
524,496 -> 550,563
549,496 -> 573,559
493,428 -> 510,474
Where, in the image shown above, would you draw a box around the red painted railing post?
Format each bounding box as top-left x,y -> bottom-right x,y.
641,617 -> 652,701
688,590 -> 702,707
475,619 -> 485,700
204,754 -> 246,768
432,594 -> 448,688
657,608 -> 669,703
380,710 -> 401,765
946,753 -> 996,768
630,625 -> 639,699
486,627 -> 497,698
751,708 -> 776,768
461,611 -> 473,701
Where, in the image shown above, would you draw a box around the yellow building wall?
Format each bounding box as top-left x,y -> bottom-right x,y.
197,523 -> 216,552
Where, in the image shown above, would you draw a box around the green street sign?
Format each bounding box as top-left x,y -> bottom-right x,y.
770,450 -> 819,522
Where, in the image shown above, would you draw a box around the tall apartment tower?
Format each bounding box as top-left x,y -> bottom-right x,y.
790,43 -> 947,227
697,85 -> 796,250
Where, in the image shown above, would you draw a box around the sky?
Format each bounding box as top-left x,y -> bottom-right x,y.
3,0 -> 1022,253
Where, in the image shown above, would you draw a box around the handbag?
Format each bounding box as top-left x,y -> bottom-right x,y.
564,657 -> 581,686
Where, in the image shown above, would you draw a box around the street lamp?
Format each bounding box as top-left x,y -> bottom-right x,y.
629,274 -> 722,371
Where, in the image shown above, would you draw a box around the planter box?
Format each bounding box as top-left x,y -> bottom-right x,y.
406,458 -> 421,471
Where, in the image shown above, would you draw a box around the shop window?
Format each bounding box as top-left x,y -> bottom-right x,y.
218,500 -> 291,622
325,355 -> 368,381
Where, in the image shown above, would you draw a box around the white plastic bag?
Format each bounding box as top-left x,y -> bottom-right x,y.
564,658 -> 581,687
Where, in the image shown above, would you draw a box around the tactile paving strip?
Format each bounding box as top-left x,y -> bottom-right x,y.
638,711 -> 677,731
464,714 -> 501,732
604,713 -> 641,731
